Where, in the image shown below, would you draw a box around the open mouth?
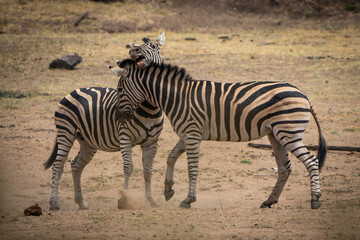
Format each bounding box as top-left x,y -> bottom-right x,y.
135,56 -> 145,68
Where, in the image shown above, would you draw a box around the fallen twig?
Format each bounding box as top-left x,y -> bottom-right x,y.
74,11 -> 89,27
248,143 -> 360,152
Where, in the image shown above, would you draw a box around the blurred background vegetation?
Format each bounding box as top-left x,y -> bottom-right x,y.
0,0 -> 359,34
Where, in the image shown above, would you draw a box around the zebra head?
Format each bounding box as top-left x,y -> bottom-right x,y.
114,59 -> 146,124
129,32 -> 165,68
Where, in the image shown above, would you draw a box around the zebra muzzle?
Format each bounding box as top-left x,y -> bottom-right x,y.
134,56 -> 145,68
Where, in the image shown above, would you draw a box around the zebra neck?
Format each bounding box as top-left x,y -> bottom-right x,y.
140,65 -> 192,119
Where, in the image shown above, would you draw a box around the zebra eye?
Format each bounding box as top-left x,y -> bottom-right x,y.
150,44 -> 156,49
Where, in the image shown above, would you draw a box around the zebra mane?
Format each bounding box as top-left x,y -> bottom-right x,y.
148,61 -> 192,82
119,58 -> 192,82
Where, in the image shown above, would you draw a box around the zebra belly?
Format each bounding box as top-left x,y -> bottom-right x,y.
201,124 -> 272,142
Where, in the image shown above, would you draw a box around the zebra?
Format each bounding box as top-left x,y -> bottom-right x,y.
114,59 -> 327,209
43,33 -> 166,210
129,32 -> 165,68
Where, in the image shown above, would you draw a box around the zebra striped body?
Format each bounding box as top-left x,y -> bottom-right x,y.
116,59 -> 327,209
44,33 -> 166,210
56,87 -> 163,150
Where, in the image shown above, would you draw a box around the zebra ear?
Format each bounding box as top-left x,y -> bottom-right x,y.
156,32 -> 166,46
108,65 -> 123,77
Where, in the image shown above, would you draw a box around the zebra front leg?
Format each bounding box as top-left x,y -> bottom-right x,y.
71,142 -> 97,210
120,142 -> 134,190
260,133 -> 292,208
179,137 -> 201,208
141,141 -> 159,207
164,139 -> 186,201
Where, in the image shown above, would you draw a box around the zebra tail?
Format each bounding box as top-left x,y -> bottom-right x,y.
43,141 -> 58,170
310,106 -> 327,172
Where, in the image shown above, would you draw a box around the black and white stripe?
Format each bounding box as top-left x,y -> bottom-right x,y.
44,33 -> 166,210
116,59 -> 327,209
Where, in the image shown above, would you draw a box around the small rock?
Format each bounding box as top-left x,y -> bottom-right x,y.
49,53 -> 82,70
24,204 -> 42,216
125,44 -> 131,48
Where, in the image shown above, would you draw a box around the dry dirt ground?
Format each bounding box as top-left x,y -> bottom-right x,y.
0,1 -> 360,239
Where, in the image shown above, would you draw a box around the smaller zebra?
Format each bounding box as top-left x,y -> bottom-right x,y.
43,33 -> 165,210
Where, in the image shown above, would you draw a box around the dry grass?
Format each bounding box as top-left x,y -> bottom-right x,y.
0,0 -> 168,34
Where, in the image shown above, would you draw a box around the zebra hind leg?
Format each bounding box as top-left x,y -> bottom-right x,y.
49,140 -> 73,211
280,135 -> 322,209
260,132 -> 292,208
71,141 -> 97,210
164,139 -> 186,201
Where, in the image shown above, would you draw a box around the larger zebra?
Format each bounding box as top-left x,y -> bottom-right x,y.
114,59 -> 327,209
43,33 -> 166,210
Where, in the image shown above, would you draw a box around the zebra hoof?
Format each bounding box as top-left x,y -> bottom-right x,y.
164,189 -> 175,201
78,204 -> 89,210
179,201 -> 191,209
150,201 -> 160,208
311,200 -> 321,209
260,201 -> 272,208
147,197 -> 160,208
118,194 -> 128,209
49,205 -> 60,211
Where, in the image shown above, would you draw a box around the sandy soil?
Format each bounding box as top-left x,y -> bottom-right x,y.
0,1 -> 360,239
